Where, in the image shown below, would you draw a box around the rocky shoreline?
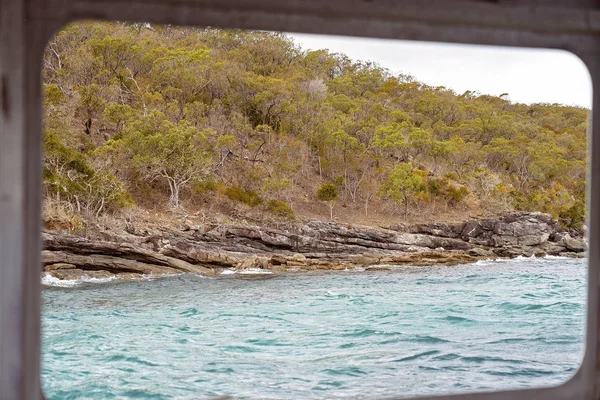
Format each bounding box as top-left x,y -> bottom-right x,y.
42,212 -> 586,282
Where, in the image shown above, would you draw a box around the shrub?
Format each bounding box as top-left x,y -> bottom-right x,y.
427,177 -> 468,205
510,189 -> 546,212
194,179 -> 217,195
559,200 -> 585,230
316,183 -> 339,202
427,177 -> 446,196
225,186 -> 263,206
333,176 -> 345,186
444,172 -> 459,181
447,186 -> 469,204
266,199 -> 295,219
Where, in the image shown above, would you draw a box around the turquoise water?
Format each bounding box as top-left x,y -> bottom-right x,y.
42,257 -> 586,399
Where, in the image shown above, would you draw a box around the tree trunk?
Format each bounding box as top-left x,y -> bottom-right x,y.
167,178 -> 181,208
95,197 -> 105,218
318,156 -> 322,179
172,183 -> 180,208
329,202 -> 334,220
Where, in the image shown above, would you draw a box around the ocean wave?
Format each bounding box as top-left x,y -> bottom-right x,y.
340,328 -> 399,338
485,337 -> 529,344
512,255 -> 538,261
219,268 -> 273,275
474,257 -> 532,266
102,354 -> 160,367
483,368 -> 554,377
443,315 -> 475,323
461,355 -> 525,364
498,300 -> 581,311
408,335 -> 452,344
41,272 -> 117,287
394,350 -> 440,362
178,307 -> 203,317
474,259 -> 496,265
543,255 -> 573,260
224,345 -> 259,353
220,269 -> 236,275
475,254 -> 574,266
323,366 -> 367,377
432,353 -> 461,361
238,268 -> 273,275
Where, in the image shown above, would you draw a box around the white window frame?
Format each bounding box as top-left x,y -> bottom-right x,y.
1,0 -> 599,399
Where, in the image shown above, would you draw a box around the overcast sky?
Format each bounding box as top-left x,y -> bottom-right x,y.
289,33 -> 592,109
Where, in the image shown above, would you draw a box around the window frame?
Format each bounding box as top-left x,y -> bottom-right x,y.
1,0 -> 599,399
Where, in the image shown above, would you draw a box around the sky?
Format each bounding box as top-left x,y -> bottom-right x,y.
289,33 -> 593,109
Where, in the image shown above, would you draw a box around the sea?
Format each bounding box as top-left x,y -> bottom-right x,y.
42,256 -> 586,399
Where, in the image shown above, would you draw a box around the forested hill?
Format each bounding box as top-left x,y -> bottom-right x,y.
42,22 -> 588,230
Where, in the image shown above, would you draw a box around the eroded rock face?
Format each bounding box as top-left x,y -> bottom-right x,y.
44,263 -> 76,271
42,212 -> 585,281
410,212 -> 585,258
454,212 -> 558,247
564,238 -> 587,252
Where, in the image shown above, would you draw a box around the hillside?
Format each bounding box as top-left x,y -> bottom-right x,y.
42,21 -> 588,232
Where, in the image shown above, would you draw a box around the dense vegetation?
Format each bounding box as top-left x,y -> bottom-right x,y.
42,22 -> 588,229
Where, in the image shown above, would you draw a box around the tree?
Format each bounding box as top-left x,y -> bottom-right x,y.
380,163 -> 426,217
372,122 -> 411,162
43,130 -> 132,216
40,22 -> 590,226
407,128 -> 433,162
102,103 -> 135,137
123,116 -> 213,208
559,200 -> 585,230
317,183 -> 339,220
445,137 -> 482,180
325,129 -> 365,198
75,84 -> 105,138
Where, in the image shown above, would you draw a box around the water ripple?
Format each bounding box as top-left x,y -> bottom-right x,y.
42,257 -> 586,399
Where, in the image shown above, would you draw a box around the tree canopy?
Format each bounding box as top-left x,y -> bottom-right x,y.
42,22 -> 589,228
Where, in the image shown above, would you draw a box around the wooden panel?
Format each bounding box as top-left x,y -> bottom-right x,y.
0,0 -> 42,399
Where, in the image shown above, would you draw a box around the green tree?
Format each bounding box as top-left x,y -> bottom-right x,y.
102,103 -> 135,136
40,22 -> 590,225
559,200 -> 585,230
317,183 -> 339,220
381,163 -> 426,217
372,122 -> 411,162
44,130 -> 132,216
123,117 -> 213,208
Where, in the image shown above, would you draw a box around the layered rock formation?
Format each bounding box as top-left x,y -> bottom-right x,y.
42,212 -> 586,281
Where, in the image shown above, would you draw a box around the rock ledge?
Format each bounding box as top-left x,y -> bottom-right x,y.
43,212 -> 586,281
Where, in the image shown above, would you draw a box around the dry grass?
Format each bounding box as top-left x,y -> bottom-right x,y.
43,187 -> 496,238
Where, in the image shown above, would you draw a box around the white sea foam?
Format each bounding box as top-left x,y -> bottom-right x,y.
219,268 -> 273,275
41,273 -> 81,287
474,254 -> 573,266
238,268 -> 273,275
473,259 -> 495,265
41,272 -> 117,287
140,274 -> 163,281
220,269 -> 236,275
512,255 -> 538,261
